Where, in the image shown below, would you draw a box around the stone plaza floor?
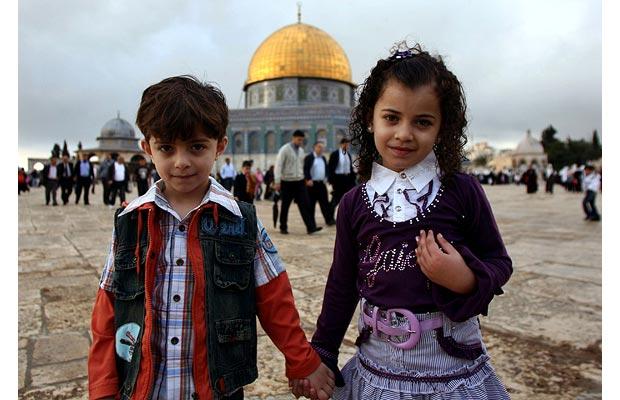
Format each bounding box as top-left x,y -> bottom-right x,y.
17,183 -> 602,399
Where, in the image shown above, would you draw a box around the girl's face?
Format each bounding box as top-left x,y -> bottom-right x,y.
370,80 -> 441,172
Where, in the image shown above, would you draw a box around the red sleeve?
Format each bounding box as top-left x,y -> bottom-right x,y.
256,272 -> 321,379
88,288 -> 119,399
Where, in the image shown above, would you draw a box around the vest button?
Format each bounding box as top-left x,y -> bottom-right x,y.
173,294 -> 181,302
179,225 -> 186,232
176,258 -> 184,266
170,337 -> 179,345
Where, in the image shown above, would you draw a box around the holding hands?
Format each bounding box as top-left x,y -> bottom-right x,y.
415,230 -> 476,295
288,362 -> 335,400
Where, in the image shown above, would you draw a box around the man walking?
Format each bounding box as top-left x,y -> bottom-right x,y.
108,156 -> 129,206
304,142 -> 335,226
134,157 -> 151,196
582,165 -> 601,221
274,130 -> 321,235
219,157 -> 236,191
328,137 -> 356,209
58,154 -> 74,205
74,153 -> 95,205
41,156 -> 60,206
98,153 -> 114,205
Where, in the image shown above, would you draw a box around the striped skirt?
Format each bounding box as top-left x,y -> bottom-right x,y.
333,305 -> 510,399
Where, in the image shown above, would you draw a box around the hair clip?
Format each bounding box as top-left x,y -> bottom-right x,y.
389,50 -> 415,60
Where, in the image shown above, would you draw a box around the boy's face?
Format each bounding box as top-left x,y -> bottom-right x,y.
141,129 -> 227,201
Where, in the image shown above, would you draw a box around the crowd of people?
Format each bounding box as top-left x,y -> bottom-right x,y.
217,131 -> 357,235
21,152 -> 159,207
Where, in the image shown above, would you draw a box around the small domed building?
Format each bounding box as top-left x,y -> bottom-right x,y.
511,129 -> 547,170
78,112 -> 146,164
223,14 -> 355,171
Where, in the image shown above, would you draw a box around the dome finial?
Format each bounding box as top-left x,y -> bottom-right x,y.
117,110 -> 120,119
297,1 -> 302,23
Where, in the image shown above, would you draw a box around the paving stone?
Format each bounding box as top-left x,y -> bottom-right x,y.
19,273 -> 97,292
30,358 -> 87,387
22,377 -> 88,399
19,348 -> 27,390
45,300 -> 93,334
32,333 -> 90,366
19,304 -> 42,337
19,256 -> 86,274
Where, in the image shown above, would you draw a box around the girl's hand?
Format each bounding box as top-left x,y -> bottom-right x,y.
415,230 -> 476,294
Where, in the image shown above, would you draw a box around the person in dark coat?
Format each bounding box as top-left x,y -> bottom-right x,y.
263,165 -> 275,200
73,153 -> 95,205
233,160 -> 256,203
134,157 -> 151,196
98,153 -> 114,205
41,156 -> 60,206
521,165 -> 538,194
58,154 -> 74,205
327,137 -> 356,209
304,142 -> 335,226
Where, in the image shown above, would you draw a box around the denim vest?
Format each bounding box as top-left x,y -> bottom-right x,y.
112,201 -> 258,399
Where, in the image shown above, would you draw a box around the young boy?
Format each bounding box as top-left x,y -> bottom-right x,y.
88,75 -> 334,400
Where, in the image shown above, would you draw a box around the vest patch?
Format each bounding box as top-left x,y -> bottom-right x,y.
116,322 -> 141,362
260,227 -> 277,254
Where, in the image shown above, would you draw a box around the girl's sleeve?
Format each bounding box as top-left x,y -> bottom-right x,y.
433,176 -> 513,322
311,191 -> 360,385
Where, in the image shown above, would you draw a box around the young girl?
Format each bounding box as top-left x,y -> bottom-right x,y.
297,43 -> 513,399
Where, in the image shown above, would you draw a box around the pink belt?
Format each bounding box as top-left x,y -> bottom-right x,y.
361,301 -> 443,350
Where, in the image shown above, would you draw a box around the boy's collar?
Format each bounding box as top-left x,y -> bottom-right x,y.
119,176 -> 241,218
368,151 -> 439,195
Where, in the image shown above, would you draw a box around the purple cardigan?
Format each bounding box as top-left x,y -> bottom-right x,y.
311,173 -> 512,359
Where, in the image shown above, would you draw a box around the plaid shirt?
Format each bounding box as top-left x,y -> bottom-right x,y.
99,177 -> 285,399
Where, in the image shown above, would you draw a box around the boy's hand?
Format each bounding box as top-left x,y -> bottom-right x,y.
288,362 -> 335,400
415,230 -> 476,294
289,377 -> 313,399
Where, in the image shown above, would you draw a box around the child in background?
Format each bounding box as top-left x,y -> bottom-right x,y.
88,75 -> 334,400
292,43 -> 512,399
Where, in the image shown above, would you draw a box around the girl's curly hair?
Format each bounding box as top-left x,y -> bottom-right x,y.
350,43 -> 468,182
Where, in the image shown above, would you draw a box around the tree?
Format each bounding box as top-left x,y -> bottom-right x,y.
540,125 -> 559,151
51,143 -> 61,158
62,140 -> 69,157
590,130 -> 601,161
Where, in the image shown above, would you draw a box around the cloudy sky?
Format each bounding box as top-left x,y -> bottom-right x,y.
18,0 -> 601,167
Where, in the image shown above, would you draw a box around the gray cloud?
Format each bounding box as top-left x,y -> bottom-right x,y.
18,0 -> 601,164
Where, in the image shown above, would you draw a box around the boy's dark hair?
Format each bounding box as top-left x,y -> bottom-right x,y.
136,75 -> 228,142
292,130 -> 305,137
350,42 -> 468,181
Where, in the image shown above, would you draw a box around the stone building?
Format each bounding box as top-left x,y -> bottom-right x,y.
78,113 -> 146,165
221,16 -> 355,172
511,129 -> 547,170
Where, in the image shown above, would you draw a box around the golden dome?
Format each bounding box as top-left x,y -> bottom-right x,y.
245,22 -> 353,88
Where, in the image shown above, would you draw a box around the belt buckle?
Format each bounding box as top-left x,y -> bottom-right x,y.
385,308 -> 421,350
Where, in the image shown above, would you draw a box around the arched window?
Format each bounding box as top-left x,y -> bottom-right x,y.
265,131 -> 276,153
233,132 -> 244,154
248,131 -> 260,154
